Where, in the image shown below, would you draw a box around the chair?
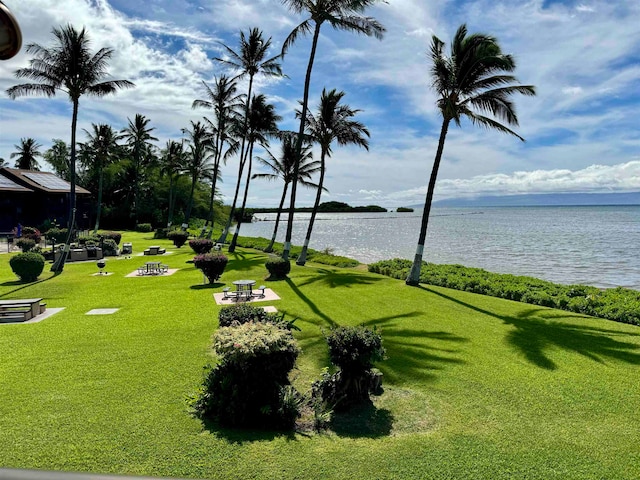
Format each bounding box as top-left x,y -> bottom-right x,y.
257,285 -> 266,298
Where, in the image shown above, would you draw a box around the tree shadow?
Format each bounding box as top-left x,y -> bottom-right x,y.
199,417 -> 297,444
226,251 -> 267,272
425,286 -> 640,370
190,282 -> 224,290
297,268 -> 384,289
329,400 -> 394,438
285,278 -> 337,327
0,274 -> 57,298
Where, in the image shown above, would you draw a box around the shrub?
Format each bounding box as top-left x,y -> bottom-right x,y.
168,230 -> 189,248
101,238 -> 118,256
189,238 -> 214,254
218,304 -> 299,330
153,228 -> 168,239
44,227 -> 68,244
193,253 -> 228,282
78,234 -> 101,246
9,252 -> 45,282
266,257 -> 290,279
16,238 -> 36,252
136,223 -> 153,232
21,226 -> 41,243
100,231 -> 122,245
313,325 -> 385,411
194,322 -> 301,429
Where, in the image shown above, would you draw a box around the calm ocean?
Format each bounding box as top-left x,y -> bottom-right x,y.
238,205 -> 640,290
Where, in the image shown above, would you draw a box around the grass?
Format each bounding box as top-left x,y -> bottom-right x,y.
1,232 -> 639,479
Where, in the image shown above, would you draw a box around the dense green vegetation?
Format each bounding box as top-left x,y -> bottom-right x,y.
0,232 -> 639,479
369,259 -> 640,326
251,201 -> 387,214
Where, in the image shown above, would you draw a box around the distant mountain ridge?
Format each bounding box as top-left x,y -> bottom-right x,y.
428,192 -> 640,207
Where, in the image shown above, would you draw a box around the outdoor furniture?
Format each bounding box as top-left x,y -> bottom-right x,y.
70,248 -> 88,262
223,287 -> 232,299
232,279 -> 256,301
122,243 -> 133,255
137,262 -> 164,275
256,285 -> 266,298
143,246 -> 166,255
0,298 -> 45,323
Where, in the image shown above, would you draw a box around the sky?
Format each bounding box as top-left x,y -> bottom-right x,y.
0,0 -> 639,208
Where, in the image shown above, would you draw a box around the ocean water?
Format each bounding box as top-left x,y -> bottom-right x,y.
237,205 -> 640,290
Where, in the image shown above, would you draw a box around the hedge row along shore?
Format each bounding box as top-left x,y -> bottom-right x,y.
368,259 -> 640,326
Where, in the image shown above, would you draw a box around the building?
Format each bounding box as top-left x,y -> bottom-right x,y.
0,167 -> 91,232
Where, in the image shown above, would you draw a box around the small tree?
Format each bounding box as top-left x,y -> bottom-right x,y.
193,253 -> 228,283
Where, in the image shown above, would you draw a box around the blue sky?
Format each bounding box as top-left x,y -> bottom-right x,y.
0,0 -> 639,207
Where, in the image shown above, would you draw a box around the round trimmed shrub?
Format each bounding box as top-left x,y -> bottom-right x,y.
266,257 -> 291,279
101,238 -> 118,256
193,253 -> 228,282
136,223 -> 153,232
168,230 -> 189,248
10,252 -> 45,282
16,238 -> 36,252
153,228 -> 168,239
189,238 -> 214,254
45,227 -> 68,244
100,231 -> 122,245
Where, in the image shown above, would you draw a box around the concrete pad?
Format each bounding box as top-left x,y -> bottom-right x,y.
86,308 -> 120,315
213,288 -> 280,305
91,272 -> 114,276
262,306 -> 278,313
125,268 -> 179,277
1,308 -> 65,325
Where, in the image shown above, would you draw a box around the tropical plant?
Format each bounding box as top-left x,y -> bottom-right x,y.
193,76 -> 243,237
406,24 -> 536,285
121,114 -> 158,226
159,140 -> 187,228
228,94 -> 281,253
253,132 -> 319,252
78,124 -> 123,233
181,121 -> 214,226
279,0 -> 385,260
214,28 -> 283,245
296,88 -> 369,265
10,137 -> 42,170
6,24 -> 134,273
43,139 -> 71,181
9,251 -> 46,282
193,253 -> 228,283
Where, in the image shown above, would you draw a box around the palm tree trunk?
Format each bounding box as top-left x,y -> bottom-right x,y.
228,142 -> 254,252
184,172 -> 197,226
204,161 -> 220,238
283,22 -> 321,261
406,118 -> 451,286
296,151 -> 325,265
266,182 -> 288,253
52,99 -> 79,273
218,76 -> 254,245
93,157 -> 104,233
167,175 -> 175,228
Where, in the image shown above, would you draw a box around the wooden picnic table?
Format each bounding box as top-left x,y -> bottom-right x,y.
0,298 -> 44,322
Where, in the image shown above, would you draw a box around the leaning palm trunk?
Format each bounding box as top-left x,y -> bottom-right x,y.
51,100 -> 79,273
93,158 -> 104,233
296,152 -> 325,265
283,23 -> 321,261
406,119 -> 450,285
265,182 -> 289,253
167,176 -> 175,228
184,172 -> 198,227
203,162 -> 220,238
228,142 -> 254,253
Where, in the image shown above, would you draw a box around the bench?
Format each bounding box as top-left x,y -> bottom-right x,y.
0,298 -> 46,322
256,285 -> 266,298
144,246 -> 166,255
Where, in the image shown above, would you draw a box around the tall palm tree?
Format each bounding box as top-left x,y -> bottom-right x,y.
181,121 -> 214,227
10,138 -> 42,170
121,114 -> 158,226
406,24 -> 536,286
43,139 -> 71,181
6,24 -> 134,272
159,140 -> 187,228
296,88 -> 369,265
279,0 -> 385,260
228,94 -> 281,252
78,124 -> 122,233
214,28 -> 283,244
193,76 -> 243,237
253,132 -> 320,252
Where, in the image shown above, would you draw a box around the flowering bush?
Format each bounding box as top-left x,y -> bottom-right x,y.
189,238 -> 214,254
193,253 -> 228,282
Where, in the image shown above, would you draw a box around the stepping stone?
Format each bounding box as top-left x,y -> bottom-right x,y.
262,306 -> 278,313
86,308 -> 120,315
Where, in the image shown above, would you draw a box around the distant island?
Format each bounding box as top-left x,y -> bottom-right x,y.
251,201 -> 387,214
396,207 -> 414,212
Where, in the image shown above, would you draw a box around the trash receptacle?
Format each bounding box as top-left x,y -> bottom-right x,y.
122,243 -> 132,255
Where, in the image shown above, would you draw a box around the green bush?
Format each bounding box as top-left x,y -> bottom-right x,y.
78,234 -> 101,246
100,231 -> 122,245
168,230 -> 189,248
21,226 -> 41,243
16,238 -> 36,252
193,254 -> 228,283
189,239 -> 214,254
153,228 -> 168,239
218,304 -> 299,331
313,325 -> 385,411
101,238 -> 118,256
136,223 -> 153,233
265,257 -> 291,279
44,227 -> 68,244
9,252 -> 45,282
194,322 -> 301,429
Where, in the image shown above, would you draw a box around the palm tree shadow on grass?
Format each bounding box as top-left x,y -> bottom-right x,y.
0,274 -> 58,298
424,286 -> 640,370
199,417 -> 297,444
297,268 -> 383,288
329,400 -> 393,439
226,251 -> 267,272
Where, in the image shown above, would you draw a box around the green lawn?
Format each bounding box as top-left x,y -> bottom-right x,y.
1,232 -> 639,479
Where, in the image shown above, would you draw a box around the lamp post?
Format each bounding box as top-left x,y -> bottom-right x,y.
0,1 -> 21,61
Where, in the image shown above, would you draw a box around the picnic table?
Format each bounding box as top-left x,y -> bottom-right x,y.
137,262 -> 167,275
222,280 -> 266,302
0,298 -> 45,322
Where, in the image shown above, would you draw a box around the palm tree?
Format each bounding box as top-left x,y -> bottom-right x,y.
405,24 -> 536,286
279,0 -> 385,260
10,138 -> 42,170
78,124 -> 122,233
253,132 -> 320,252
296,88 -> 369,265
43,139 -> 71,181
121,114 -> 158,226
6,24 -> 134,272
181,121 -> 214,227
159,140 -> 187,228
214,28 -> 283,245
193,76 -> 243,237
228,94 -> 281,252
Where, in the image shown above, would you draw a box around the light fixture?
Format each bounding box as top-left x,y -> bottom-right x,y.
0,1 -> 22,61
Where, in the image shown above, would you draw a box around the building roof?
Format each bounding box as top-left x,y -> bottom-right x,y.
0,168 -> 91,194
